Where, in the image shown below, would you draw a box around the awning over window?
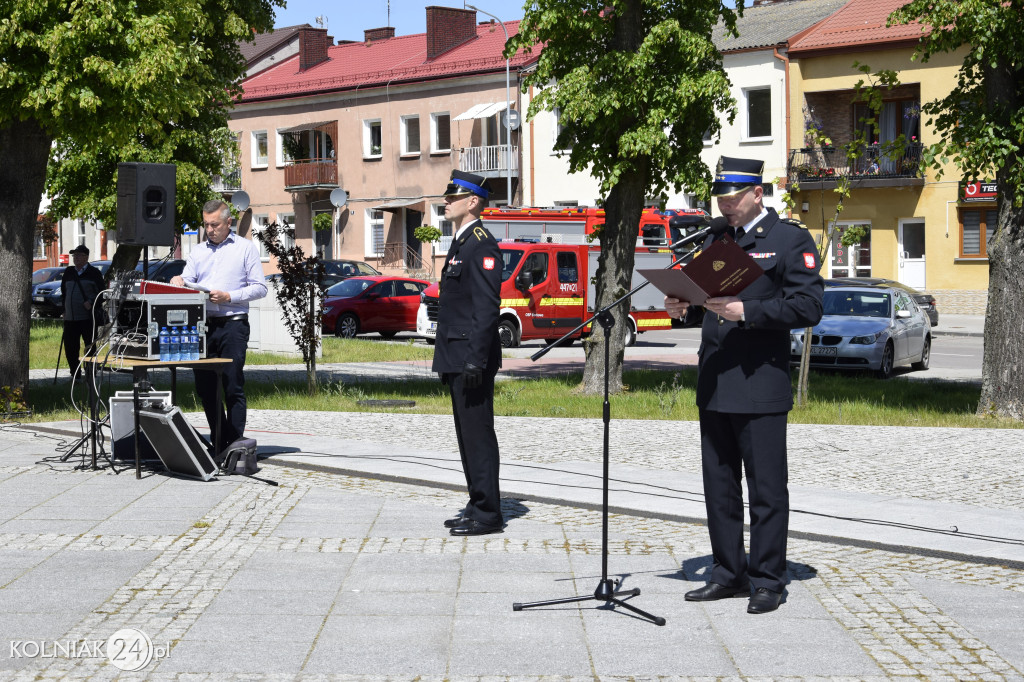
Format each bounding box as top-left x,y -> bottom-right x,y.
372,198 -> 425,212
277,120 -> 333,134
453,102 -> 508,121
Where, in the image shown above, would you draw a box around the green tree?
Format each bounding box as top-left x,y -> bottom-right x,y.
886,0 -> 1023,420
0,0 -> 280,407
509,0 -> 740,394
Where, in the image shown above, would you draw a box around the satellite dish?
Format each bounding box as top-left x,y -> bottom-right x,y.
330,188 -> 349,207
502,109 -> 521,131
231,191 -> 250,212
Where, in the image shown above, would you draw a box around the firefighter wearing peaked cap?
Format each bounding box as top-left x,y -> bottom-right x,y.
431,170 -> 504,537
664,156 -> 824,614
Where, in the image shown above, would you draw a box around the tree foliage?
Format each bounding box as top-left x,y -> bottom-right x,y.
886,0 -> 1024,420
508,0 -> 740,393
0,0 -> 280,404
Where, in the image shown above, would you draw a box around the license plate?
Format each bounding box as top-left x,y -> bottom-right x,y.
811,346 -> 837,356
428,322 -> 436,332
33,296 -> 44,302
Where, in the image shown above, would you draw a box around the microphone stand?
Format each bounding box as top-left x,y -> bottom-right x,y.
512,232 -> 709,626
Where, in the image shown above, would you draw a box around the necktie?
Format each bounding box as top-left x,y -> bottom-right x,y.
735,226 -> 745,240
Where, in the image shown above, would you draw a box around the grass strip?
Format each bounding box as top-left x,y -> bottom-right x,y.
14,367 -> 1018,429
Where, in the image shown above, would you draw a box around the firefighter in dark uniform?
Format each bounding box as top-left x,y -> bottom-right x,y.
665,156 -> 824,614
432,170 -> 504,536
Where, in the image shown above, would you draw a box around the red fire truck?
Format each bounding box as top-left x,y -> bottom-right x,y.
416,207 -> 708,347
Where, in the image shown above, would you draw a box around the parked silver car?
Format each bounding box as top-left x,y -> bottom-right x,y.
790,285 -> 931,379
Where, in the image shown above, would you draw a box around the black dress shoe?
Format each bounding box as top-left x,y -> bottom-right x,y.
685,582 -> 750,601
443,513 -> 465,529
449,518 -> 504,536
747,587 -> 782,614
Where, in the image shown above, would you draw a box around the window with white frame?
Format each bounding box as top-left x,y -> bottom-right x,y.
433,204 -> 453,237
363,119 -> 382,158
431,112 -> 451,153
276,130 -> 296,167
366,209 -> 385,257
552,107 -> 572,152
252,214 -> 270,259
277,213 -> 296,251
33,227 -> 46,259
251,130 -> 269,167
75,219 -> 87,246
744,87 -> 772,140
401,115 -> 421,156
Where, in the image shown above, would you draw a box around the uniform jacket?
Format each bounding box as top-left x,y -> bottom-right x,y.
431,220 -> 502,375
60,264 -> 105,322
687,208 -> 823,413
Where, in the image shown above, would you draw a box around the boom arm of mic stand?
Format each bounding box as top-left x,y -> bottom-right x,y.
529,242 -> 704,362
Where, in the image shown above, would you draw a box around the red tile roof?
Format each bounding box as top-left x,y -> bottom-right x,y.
788,0 -> 929,55
239,20 -> 536,102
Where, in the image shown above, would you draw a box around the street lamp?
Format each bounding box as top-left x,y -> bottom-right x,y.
466,4 -> 513,205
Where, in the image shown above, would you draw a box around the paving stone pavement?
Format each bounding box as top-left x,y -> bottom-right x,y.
2,408 -> 1024,681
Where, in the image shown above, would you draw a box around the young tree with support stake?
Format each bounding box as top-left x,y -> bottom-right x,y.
508,0 -> 742,394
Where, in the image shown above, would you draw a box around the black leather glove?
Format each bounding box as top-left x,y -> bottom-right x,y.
462,362 -> 484,390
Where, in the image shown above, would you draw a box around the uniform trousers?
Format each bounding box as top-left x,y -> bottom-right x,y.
195,317 -> 250,452
699,408 -> 789,593
447,371 -> 503,527
63,319 -> 96,375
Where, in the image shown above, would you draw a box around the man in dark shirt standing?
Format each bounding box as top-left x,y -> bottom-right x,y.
432,170 -> 504,536
665,156 -> 823,614
60,244 -> 105,376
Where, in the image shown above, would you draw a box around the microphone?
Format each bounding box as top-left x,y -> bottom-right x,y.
667,217 -> 730,253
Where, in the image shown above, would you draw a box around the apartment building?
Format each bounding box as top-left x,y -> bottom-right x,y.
230,7 -> 538,278
786,0 -> 984,312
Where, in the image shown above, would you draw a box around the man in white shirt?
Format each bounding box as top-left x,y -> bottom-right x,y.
171,200 -> 267,452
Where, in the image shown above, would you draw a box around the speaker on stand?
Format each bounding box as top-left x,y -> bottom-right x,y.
116,162 -> 177,274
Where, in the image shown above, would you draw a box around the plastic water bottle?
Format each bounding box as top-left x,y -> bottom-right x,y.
159,326 -> 170,362
189,326 -> 200,360
169,326 -> 180,362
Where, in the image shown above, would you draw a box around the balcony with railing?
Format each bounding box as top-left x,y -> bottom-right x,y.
284,157 -> 339,191
788,143 -> 924,189
212,169 -> 242,193
458,145 -> 519,177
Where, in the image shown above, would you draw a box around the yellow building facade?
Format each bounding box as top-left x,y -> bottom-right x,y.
788,45 -> 990,314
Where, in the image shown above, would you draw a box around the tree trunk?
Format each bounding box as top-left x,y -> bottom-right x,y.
978,183 -> 1024,420
977,60 -> 1024,421
0,119 -> 52,411
581,176 -> 645,394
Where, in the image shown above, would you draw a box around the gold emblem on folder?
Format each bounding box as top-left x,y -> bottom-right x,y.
713,260 -> 725,271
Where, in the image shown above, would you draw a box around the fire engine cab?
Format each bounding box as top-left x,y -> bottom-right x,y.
417,206 -> 708,347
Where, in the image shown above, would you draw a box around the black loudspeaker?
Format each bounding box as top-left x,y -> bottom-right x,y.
137,404 -> 218,481
116,162 -> 176,246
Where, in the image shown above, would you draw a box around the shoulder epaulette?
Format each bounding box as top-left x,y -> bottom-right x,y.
780,217 -> 808,229
473,225 -> 490,241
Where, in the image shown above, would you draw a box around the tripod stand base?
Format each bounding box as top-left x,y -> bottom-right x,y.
513,578 -> 666,626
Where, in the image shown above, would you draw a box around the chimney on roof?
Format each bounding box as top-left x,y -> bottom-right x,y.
298,27 -> 330,71
425,6 -> 477,60
364,26 -> 396,42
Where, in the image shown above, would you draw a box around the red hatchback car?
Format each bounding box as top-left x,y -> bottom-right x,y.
323,276 -> 429,339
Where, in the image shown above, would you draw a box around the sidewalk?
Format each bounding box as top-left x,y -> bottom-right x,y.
2,407 -> 1023,679
929,313 -> 985,337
